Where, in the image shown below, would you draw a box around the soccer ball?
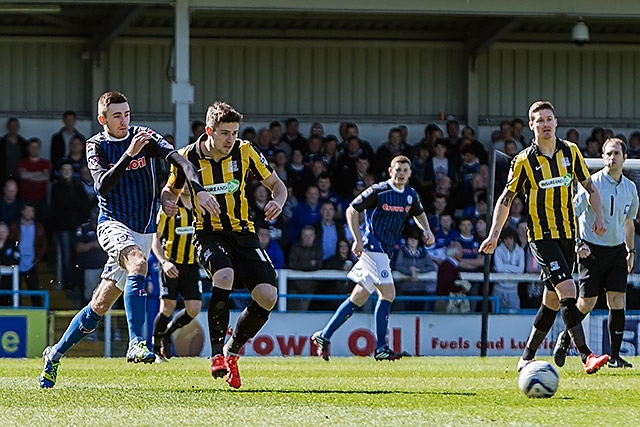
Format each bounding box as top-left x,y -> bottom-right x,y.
518,361 -> 559,398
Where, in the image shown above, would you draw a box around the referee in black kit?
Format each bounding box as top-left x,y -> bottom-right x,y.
554,137 -> 639,368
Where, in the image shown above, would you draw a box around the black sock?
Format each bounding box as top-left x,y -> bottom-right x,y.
559,297 -> 591,361
523,304 -> 557,360
208,287 -> 232,356
153,313 -> 171,344
561,309 -> 587,345
226,301 -> 271,355
609,309 -> 625,358
165,309 -> 194,337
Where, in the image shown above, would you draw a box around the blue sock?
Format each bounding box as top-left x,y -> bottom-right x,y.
52,304 -> 103,359
374,299 -> 392,349
124,274 -> 147,343
321,298 -> 358,339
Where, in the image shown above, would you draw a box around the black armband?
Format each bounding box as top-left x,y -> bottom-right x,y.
190,181 -> 205,194
628,248 -> 636,255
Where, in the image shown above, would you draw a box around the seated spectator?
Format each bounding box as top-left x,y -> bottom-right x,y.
0,179 -> 22,226
52,135 -> 86,181
255,127 -> 276,162
427,194 -> 450,235
511,118 -> 527,148
271,149 -> 289,183
282,117 -> 307,153
582,136 -> 602,158
374,127 -> 413,180
454,217 -> 484,273
322,238 -> 357,311
189,120 -> 205,144
321,135 -> 340,172
287,149 -> 315,202
0,221 -> 20,306
309,122 -> 325,139
256,224 -> 285,270
269,120 -> 292,160
393,229 -> 437,311
435,241 -> 470,313
566,128 -> 580,145
343,122 -> 375,159
78,165 -> 98,209
313,201 -> 345,262
287,225 -> 323,311
305,135 -> 324,165
50,161 -> 89,293
289,184 -> 322,244
505,194 -> 525,232
333,136 -> 366,199
462,191 -> 487,224
74,208 -> 108,305
9,203 -> 47,306
492,227 -> 524,312
251,184 -> 291,257
50,110 -> 85,167
410,143 -> 434,205
241,126 -> 256,144
503,139 -> 520,158
434,213 -> 458,249
474,216 -> 488,242
316,173 -> 342,218
17,137 -> 51,223
310,158 -> 328,181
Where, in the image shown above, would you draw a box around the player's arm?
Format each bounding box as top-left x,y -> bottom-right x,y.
152,232 -> 178,279
413,212 -> 435,246
579,177 -> 606,236
480,188 -> 515,254
260,172 -> 287,221
345,205 -> 364,257
88,140 -> 137,195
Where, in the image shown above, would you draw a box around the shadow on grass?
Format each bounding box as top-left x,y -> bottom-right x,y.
179,388 -> 476,396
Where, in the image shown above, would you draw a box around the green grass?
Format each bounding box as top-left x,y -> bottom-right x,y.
1,356 -> 639,426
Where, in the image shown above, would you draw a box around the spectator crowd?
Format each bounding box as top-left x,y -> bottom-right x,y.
3,112 -> 640,312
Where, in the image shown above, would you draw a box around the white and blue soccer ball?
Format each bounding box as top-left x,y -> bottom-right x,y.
518,361 -> 559,398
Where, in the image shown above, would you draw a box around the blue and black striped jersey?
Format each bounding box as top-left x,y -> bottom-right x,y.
87,125 -> 174,233
350,180 -> 424,257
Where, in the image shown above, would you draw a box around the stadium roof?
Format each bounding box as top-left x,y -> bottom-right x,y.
2,0 -> 640,51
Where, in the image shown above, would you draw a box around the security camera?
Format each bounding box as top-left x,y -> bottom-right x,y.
572,21 -> 590,46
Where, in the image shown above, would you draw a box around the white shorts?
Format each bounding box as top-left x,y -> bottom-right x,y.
97,220 -> 153,291
347,251 -> 393,293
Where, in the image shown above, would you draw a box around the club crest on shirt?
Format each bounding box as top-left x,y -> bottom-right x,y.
562,157 -> 571,167
227,161 -> 238,173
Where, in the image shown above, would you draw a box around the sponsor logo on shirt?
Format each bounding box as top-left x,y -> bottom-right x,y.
175,226 -> 195,235
539,173 -> 572,189
205,179 -> 240,195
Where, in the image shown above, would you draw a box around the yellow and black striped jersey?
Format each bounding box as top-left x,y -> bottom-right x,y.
157,205 -> 196,264
506,138 -> 590,241
168,137 -> 274,233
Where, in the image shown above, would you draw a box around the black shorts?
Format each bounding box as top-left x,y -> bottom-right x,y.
194,230 -> 277,292
528,239 -> 574,290
160,262 -> 202,301
578,241 -> 628,297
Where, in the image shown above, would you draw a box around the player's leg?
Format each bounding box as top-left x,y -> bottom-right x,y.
162,264 -> 203,343
152,297 -> 176,358
606,290 -> 632,367
373,282 -> 404,361
518,285 -> 559,371
553,294 -> 594,367
312,282 -> 371,360
39,277 -> 121,388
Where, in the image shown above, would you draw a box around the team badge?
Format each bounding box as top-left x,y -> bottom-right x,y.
228,161 -> 238,173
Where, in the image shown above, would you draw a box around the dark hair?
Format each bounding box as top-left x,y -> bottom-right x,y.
285,117 -> 299,127
269,120 -> 281,129
205,101 -> 243,129
500,227 -> 518,241
191,120 -> 204,133
603,137 -> 627,155
528,101 -> 556,121
98,91 -> 128,117
62,110 -> 77,118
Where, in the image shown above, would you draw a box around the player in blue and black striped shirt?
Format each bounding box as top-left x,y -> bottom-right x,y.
40,91 -> 218,388
312,155 -> 435,361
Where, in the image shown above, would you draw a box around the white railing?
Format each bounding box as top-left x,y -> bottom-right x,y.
0,265 -> 21,307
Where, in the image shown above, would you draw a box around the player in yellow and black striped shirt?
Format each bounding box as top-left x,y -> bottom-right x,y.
150,185 -> 202,361
162,101 -> 287,389
481,100 -> 611,374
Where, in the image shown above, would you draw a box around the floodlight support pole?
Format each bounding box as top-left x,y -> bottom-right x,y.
480,148 -> 498,356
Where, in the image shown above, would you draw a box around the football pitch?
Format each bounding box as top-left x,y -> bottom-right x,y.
2,356 -> 639,427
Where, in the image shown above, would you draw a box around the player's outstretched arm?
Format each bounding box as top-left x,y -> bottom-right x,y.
480,189 -> 515,254
413,212 -> 435,246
